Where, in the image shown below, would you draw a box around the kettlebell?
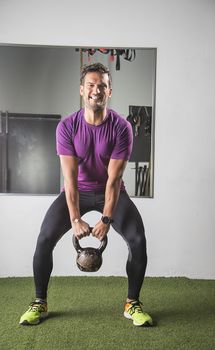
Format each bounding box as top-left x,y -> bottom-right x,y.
72,228 -> 108,272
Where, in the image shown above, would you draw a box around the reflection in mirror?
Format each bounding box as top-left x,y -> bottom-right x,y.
0,45 -> 156,197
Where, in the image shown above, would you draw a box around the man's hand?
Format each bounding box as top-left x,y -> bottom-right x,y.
92,221 -> 110,241
72,219 -> 90,240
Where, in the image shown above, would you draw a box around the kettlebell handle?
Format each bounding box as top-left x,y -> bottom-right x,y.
72,227 -> 108,254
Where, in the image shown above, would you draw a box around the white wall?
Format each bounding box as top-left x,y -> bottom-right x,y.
0,0 -> 215,279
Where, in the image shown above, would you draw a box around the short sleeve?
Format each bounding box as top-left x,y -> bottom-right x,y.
110,122 -> 133,160
56,120 -> 77,156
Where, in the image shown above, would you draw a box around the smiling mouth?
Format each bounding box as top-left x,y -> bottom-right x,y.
90,95 -> 100,100
89,95 -> 103,104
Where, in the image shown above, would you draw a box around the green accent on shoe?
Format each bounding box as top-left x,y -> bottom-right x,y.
19,300 -> 48,325
124,300 -> 153,327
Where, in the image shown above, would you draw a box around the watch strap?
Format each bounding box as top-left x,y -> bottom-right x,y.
72,218 -> 81,224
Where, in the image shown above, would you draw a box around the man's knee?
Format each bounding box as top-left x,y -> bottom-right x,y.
128,231 -> 147,254
35,228 -> 57,253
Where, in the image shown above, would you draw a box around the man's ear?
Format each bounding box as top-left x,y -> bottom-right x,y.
80,85 -> 83,96
108,88 -> 112,98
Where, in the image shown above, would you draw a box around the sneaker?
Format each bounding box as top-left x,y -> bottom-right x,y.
124,300 -> 153,327
19,299 -> 48,325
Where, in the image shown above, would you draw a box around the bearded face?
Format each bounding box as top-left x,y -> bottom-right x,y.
80,72 -> 112,112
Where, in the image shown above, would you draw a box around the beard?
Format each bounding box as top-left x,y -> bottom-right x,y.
83,96 -> 107,111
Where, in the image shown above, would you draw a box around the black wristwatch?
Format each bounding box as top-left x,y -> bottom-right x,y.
101,216 -> 113,225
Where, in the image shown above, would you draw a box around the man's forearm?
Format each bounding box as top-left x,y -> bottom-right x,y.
64,179 -> 90,239
59,156 -> 81,223
103,178 -> 121,218
64,180 -> 80,222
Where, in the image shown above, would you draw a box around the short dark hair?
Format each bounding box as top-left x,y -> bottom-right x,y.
80,63 -> 112,88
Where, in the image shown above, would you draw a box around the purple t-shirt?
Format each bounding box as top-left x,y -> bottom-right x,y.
56,108 -> 133,192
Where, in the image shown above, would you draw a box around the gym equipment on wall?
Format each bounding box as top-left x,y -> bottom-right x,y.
127,105 -> 152,196
76,48 -> 136,70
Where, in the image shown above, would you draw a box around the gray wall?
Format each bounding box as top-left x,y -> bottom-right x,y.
0,46 -> 80,115
0,0 -> 215,278
0,46 -> 154,116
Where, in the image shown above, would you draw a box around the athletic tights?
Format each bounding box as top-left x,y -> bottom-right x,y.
33,190 -> 147,300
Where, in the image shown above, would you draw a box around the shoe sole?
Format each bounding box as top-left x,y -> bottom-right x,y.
124,311 -> 153,327
19,312 -> 48,326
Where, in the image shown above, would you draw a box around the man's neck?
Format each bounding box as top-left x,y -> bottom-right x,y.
84,107 -> 107,126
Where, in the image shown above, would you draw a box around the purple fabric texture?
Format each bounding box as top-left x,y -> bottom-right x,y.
56,108 -> 133,191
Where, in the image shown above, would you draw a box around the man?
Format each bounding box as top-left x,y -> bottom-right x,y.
19,63 -> 153,327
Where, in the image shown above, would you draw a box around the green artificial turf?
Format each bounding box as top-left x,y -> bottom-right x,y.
0,277 -> 215,350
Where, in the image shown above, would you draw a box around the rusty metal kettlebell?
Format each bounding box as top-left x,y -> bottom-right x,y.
72,228 -> 108,272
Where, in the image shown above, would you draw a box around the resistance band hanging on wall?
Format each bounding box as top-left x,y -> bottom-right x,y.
76,48 -> 136,70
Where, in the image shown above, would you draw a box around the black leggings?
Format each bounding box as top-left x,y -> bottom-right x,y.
33,191 -> 147,300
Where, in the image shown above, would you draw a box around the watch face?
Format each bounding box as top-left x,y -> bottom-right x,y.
102,216 -> 111,225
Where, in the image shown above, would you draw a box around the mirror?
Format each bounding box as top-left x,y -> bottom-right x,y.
0,45 -> 156,197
